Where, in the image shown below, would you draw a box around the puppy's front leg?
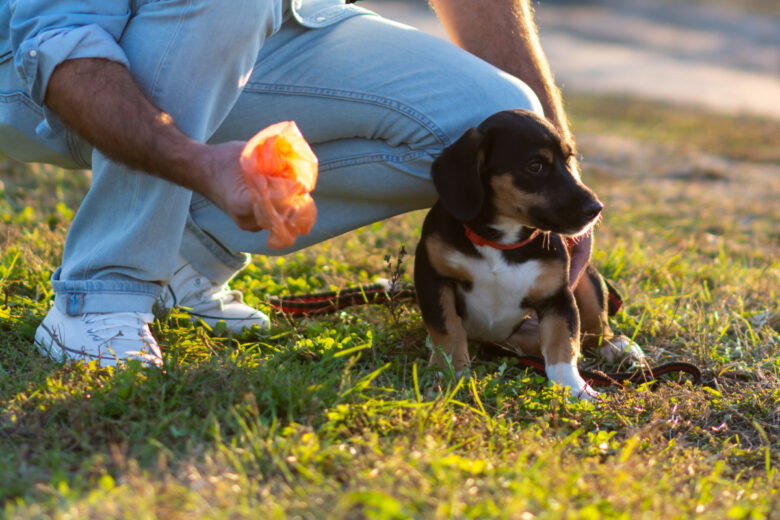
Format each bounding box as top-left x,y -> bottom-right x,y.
422,284 -> 470,374
535,288 -> 599,401
576,265 -> 644,362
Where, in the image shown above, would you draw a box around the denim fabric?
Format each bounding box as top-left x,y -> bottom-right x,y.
0,0 -> 542,315
0,0 -> 367,163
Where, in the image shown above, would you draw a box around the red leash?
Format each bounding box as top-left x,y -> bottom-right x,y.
267,282 -> 415,316
270,280 -> 624,318
512,355 -> 702,388
268,284 -> 702,389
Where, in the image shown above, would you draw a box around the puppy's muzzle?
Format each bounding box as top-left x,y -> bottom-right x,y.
582,200 -> 604,223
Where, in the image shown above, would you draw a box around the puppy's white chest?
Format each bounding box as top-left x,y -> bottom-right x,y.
446,247 -> 541,341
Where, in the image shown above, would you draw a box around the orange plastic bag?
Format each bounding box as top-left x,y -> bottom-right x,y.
240,121 -> 318,249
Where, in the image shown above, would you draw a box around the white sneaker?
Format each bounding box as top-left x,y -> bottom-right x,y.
160,257 -> 270,333
35,306 -> 163,367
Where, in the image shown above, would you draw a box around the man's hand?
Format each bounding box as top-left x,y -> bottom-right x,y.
44,58 -> 265,231
196,141 -> 265,232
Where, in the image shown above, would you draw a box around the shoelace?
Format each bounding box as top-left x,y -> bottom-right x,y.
196,283 -> 245,309
84,312 -> 155,344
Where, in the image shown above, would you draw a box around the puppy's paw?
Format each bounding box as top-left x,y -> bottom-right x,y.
546,362 -> 600,402
576,381 -> 600,401
600,335 -> 645,363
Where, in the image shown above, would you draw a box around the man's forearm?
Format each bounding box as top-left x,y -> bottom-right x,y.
44,57 -> 262,231
44,58 -> 213,193
430,0 -> 572,143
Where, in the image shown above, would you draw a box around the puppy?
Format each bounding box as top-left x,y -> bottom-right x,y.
414,109 -> 638,400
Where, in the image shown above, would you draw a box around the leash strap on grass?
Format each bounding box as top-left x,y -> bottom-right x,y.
513,356 -> 702,388
269,285 -> 701,388
267,283 -> 416,316
268,281 -> 624,317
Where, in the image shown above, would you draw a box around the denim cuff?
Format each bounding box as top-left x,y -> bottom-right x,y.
51,267 -> 162,316
180,215 -> 250,286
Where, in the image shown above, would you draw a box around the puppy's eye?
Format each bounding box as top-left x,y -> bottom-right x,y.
526,159 -> 544,174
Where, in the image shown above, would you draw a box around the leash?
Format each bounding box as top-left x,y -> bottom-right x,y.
268,279 -> 623,317
267,282 -> 415,316
268,284 -> 701,389
511,355 -> 702,388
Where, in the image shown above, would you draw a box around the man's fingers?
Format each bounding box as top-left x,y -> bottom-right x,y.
236,219 -> 264,232
230,208 -> 265,232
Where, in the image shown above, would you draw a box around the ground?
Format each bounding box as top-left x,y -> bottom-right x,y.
1,92 -> 777,519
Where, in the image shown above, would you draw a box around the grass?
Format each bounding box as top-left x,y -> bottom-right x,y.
1,94 -> 778,519
566,93 -> 780,164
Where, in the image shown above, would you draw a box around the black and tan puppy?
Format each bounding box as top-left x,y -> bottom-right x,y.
414,109 -> 638,400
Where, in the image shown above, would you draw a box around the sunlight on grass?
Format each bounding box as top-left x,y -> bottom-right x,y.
1,96 -> 778,518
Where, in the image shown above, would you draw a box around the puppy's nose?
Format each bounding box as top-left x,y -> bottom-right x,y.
583,200 -> 604,221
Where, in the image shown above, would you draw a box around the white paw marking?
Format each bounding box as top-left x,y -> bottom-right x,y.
546,362 -> 599,401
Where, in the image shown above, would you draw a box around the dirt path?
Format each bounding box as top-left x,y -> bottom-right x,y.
360,0 -> 780,120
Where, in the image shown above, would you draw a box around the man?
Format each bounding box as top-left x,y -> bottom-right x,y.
0,0 -> 590,366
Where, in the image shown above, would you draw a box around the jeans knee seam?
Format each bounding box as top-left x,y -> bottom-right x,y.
148,0 -> 190,101
318,149 -> 432,172
242,82 -> 453,148
66,130 -> 90,168
185,216 -> 247,270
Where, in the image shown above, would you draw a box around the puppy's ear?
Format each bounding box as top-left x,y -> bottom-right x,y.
431,127 -> 485,222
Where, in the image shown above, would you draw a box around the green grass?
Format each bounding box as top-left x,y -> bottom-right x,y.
566,93 -> 780,164
1,95 -> 778,519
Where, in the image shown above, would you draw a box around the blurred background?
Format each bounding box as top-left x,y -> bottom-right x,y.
360,0 -> 780,119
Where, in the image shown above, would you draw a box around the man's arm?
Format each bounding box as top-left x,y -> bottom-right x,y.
44,58 -> 263,231
430,0 -> 590,287
430,0 -> 572,144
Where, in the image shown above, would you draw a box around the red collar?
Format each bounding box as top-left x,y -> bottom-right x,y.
463,225 -> 541,250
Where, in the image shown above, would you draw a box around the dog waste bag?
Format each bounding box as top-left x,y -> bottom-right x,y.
240,121 -> 318,249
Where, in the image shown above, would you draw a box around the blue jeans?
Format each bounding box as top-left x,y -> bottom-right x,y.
1,0 -> 541,315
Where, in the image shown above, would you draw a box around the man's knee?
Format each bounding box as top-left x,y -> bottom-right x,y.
496,75 -> 545,117
470,72 -> 545,128
436,70 -> 544,152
